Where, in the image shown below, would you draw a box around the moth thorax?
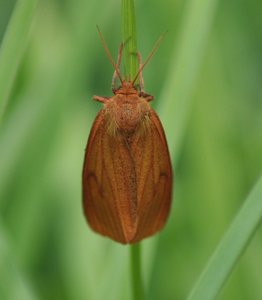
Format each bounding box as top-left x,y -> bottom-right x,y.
106,96 -> 151,134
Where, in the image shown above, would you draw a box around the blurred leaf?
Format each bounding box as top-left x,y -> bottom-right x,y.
187,175 -> 262,300
145,0 -> 220,289
0,222 -> 36,300
0,0 -> 38,122
158,0 -> 219,164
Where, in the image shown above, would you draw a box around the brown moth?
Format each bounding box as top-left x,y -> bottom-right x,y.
82,31 -> 173,244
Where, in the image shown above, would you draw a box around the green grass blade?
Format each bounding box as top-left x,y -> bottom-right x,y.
121,0 -> 138,80
145,0 -> 220,288
187,175 -> 262,300
158,0 -> 219,163
0,0 -> 38,122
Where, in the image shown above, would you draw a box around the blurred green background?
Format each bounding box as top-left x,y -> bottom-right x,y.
0,0 -> 261,300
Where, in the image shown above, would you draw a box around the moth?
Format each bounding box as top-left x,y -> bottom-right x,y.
82,31 -> 173,244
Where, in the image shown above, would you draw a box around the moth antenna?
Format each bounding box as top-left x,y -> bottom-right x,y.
96,25 -> 124,84
132,31 -> 167,85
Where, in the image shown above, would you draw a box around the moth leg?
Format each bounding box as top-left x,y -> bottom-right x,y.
137,52 -> 145,93
93,95 -> 110,103
112,43 -> 124,92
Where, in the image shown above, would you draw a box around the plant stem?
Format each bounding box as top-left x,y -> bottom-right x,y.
130,244 -> 145,300
121,0 -> 138,80
121,1 -> 144,299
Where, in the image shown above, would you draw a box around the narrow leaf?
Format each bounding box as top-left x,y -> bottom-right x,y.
158,0 -> 219,164
0,0 -> 38,122
187,175 -> 262,300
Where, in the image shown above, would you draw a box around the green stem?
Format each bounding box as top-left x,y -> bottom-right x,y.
0,0 -> 38,124
130,244 -> 145,300
121,1 -> 144,299
121,0 -> 138,80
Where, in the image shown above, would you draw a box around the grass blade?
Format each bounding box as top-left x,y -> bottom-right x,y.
187,175 -> 262,300
121,0 -> 138,80
0,0 -> 38,122
146,0 -> 220,290
158,0 -> 219,163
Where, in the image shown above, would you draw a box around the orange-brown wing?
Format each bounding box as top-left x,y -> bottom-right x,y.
130,110 -> 173,243
82,110 -> 138,244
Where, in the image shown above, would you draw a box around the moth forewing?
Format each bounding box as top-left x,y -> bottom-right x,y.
83,114 -> 134,243
128,111 -> 172,243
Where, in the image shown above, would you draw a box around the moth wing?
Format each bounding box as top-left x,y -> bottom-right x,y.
131,110 -> 173,243
82,110 -> 137,244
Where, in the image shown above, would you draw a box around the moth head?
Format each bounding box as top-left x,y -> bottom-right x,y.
114,81 -> 138,95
